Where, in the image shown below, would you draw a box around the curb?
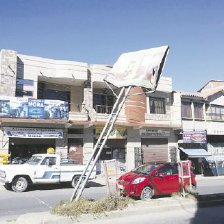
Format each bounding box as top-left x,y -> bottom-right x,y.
11,196 -> 224,224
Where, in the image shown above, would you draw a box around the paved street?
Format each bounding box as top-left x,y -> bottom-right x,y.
0,179 -> 108,220
0,176 -> 224,222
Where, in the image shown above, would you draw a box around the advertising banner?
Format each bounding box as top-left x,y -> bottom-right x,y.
0,96 -> 68,120
96,126 -> 127,139
3,127 -> 63,138
104,45 -> 169,90
183,131 -> 207,143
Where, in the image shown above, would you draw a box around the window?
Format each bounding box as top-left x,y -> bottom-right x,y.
181,101 -> 192,118
16,79 -> 34,97
194,102 -> 204,119
155,164 -> 172,176
206,104 -> 224,121
149,97 -> 166,114
41,157 -> 56,166
16,90 -> 33,97
93,94 -> 114,114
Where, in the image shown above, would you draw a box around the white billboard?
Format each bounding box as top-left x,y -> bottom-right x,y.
104,45 -> 169,91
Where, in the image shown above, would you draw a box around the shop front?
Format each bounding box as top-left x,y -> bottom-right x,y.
178,130 -> 211,174
3,127 -> 63,162
206,133 -> 224,176
95,126 -> 127,174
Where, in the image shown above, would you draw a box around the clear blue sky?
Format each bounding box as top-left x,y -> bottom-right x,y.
0,0 -> 223,92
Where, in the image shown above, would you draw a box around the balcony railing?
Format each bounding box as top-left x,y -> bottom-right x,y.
94,105 -> 113,114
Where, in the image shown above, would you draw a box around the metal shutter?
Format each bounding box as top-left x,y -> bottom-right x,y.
141,138 -> 168,164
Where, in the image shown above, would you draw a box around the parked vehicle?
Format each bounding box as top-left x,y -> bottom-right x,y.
0,153 -> 96,192
117,163 -> 196,200
11,157 -> 29,164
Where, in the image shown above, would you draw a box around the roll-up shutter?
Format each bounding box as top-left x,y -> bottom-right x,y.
141,138 -> 168,164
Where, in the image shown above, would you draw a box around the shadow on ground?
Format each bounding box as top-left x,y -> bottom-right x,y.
190,193 -> 224,224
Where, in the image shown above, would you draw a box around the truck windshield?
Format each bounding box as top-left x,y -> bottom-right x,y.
26,156 -> 42,165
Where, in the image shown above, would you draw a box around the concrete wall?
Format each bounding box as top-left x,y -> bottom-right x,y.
0,50 -> 17,96
208,92 -> 224,106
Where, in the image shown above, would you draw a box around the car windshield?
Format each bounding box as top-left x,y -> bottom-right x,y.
26,156 -> 42,165
132,164 -> 160,174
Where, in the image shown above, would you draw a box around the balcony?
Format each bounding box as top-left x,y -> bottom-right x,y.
94,105 -> 112,114
93,105 -> 126,123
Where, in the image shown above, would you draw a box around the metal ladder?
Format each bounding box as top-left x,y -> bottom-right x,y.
70,85 -> 132,201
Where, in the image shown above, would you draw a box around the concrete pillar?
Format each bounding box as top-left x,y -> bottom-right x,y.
126,127 -> 141,171
83,126 -> 94,165
0,129 -> 9,154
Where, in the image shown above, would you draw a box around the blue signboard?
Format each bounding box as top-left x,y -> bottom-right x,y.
0,96 -> 68,120
28,99 -> 45,119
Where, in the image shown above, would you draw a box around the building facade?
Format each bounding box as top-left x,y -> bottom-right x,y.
0,49 -> 182,173
175,80 -> 224,175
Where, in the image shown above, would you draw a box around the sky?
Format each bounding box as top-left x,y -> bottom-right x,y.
0,0 -> 223,92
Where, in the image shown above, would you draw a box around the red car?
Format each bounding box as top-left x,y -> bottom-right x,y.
117,163 -> 197,200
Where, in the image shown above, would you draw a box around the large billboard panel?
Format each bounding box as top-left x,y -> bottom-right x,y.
104,45 -> 169,91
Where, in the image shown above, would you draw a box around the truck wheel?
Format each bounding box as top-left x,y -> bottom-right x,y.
71,176 -> 80,188
11,177 -> 28,192
140,186 -> 154,200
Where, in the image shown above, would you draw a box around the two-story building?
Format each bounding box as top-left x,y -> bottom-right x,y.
175,80 -> 224,175
0,49 -> 181,172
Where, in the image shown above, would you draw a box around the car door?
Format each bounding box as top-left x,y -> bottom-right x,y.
151,164 -> 179,194
34,156 -> 60,184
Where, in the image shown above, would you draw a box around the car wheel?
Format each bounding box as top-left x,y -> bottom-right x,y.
140,186 -> 154,200
11,177 -> 28,192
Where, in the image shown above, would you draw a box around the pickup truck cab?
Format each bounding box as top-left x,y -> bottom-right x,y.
0,153 -> 96,192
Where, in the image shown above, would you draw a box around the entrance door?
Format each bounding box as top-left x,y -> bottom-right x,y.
152,164 -> 179,194
141,138 -> 168,164
68,138 -> 83,164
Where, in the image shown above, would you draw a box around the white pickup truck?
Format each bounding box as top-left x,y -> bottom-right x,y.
0,153 -> 96,192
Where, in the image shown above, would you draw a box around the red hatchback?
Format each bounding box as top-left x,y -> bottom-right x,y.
117,163 -> 197,200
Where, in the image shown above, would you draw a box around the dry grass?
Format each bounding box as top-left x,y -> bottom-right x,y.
51,193 -> 135,217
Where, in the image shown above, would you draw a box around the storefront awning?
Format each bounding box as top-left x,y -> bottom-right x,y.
179,148 -> 212,158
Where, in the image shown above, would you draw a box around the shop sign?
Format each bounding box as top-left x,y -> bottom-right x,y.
183,131 -> 206,143
140,129 -> 170,137
0,96 -> 68,120
96,126 -> 127,139
3,127 -> 63,138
